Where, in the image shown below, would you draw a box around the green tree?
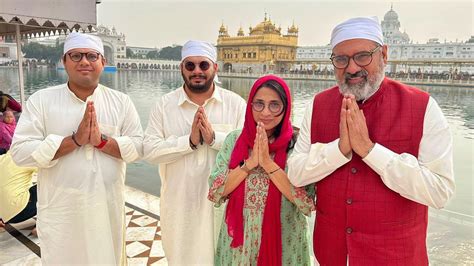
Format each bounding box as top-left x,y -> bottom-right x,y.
22,41 -> 64,65
146,50 -> 160,59
126,48 -> 135,58
158,45 -> 182,60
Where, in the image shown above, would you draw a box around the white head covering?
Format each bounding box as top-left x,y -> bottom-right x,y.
181,40 -> 217,63
181,40 -> 220,83
330,16 -> 384,49
63,32 -> 104,55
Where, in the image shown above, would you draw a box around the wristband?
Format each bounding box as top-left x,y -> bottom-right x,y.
269,167 -> 280,175
71,131 -> 81,147
94,134 -> 108,149
240,160 -> 250,174
209,131 -> 216,146
190,137 -> 198,150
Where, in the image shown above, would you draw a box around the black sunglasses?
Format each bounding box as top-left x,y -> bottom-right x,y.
184,61 -> 211,71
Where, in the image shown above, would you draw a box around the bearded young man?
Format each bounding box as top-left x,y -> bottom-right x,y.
288,17 -> 454,265
143,40 -> 246,265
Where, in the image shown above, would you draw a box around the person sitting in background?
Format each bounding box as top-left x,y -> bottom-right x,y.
0,91 -> 22,113
0,111 -> 16,155
0,152 -> 37,235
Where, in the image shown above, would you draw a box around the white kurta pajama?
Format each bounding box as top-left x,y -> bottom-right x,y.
143,85 -> 246,265
11,84 -> 143,265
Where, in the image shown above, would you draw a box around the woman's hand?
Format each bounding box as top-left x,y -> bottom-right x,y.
245,131 -> 259,170
257,122 -> 273,169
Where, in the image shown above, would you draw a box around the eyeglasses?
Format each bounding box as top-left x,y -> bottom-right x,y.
67,52 -> 101,62
251,101 -> 283,115
184,61 -> 211,71
330,46 -> 381,69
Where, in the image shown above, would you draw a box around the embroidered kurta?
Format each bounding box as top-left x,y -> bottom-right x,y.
208,130 -> 315,266
11,83 -> 143,265
143,85 -> 246,265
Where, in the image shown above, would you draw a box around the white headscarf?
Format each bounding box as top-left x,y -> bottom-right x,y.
63,32 -> 104,55
181,40 -> 217,63
181,40 -> 220,83
330,16 -> 384,49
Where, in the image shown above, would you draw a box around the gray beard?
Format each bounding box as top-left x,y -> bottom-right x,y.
337,61 -> 385,101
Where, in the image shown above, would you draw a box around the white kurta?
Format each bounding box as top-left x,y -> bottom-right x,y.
288,96 -> 455,209
11,84 -> 143,265
143,85 -> 246,265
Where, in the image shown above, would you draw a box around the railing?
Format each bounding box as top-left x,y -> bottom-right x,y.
429,209 -> 474,226
218,72 -> 474,87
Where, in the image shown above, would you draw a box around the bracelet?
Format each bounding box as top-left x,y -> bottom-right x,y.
209,131 -> 216,146
269,167 -> 280,175
189,137 -> 198,150
71,131 -> 81,147
240,160 -> 250,174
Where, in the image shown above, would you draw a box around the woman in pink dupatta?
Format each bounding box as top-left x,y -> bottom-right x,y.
0,110 -> 16,154
208,75 -> 315,265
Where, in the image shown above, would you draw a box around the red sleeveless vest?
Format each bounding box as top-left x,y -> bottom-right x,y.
311,78 -> 430,266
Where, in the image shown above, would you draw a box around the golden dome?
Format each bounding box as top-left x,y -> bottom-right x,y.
237,26 -> 244,36
219,22 -> 229,37
288,20 -> 298,34
249,14 -> 280,36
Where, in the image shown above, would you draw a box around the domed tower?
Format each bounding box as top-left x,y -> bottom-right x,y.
287,21 -> 299,36
381,4 -> 409,44
219,22 -> 229,37
237,25 -> 245,36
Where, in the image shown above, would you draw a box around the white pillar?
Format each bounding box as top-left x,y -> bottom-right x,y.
15,24 -> 25,106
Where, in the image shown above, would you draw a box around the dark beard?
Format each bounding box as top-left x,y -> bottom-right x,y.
181,72 -> 215,93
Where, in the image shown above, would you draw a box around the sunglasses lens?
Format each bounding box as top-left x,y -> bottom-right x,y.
184,62 -> 195,71
199,61 -> 210,71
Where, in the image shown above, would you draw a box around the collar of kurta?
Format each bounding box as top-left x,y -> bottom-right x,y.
66,83 -> 102,103
178,84 -> 223,106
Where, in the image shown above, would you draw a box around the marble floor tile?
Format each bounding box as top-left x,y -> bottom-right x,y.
126,241 -> 151,258
131,215 -> 157,227
3,253 -> 41,266
0,234 -> 36,264
126,226 -> 157,241
149,240 -> 165,257
127,257 -> 149,265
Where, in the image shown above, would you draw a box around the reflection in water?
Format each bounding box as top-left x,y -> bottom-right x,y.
2,68 -> 472,263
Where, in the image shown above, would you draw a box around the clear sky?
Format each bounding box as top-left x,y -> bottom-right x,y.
97,0 -> 473,48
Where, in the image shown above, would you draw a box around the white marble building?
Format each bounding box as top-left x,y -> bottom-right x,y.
295,6 -> 474,75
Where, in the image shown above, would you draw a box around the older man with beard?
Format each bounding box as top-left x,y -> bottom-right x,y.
143,40 -> 246,265
288,17 -> 454,265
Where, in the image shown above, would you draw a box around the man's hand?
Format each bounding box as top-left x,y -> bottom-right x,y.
75,101 -> 93,145
89,102 -> 101,146
190,108 -> 201,147
197,107 -> 215,145
346,96 -> 374,158
339,97 -> 352,157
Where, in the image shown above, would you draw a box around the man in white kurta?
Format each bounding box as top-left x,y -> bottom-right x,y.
143,40 -> 246,265
11,32 -> 143,265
